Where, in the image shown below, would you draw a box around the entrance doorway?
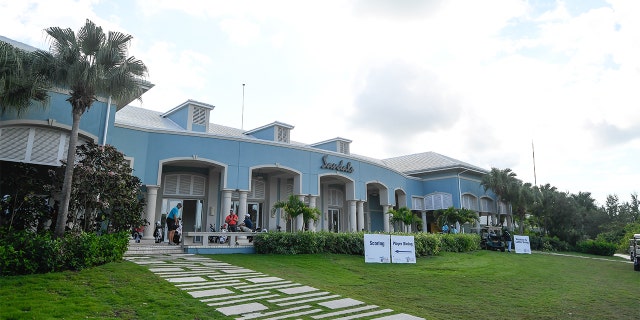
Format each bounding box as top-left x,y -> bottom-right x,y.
162,198 -> 204,242
247,202 -> 263,230
328,208 -> 340,233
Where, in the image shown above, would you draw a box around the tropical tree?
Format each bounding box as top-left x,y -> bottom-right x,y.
33,19 -> 148,237
271,195 -> 320,231
46,142 -> 146,234
388,207 -> 422,233
434,207 -> 478,232
0,40 -> 48,114
530,183 -> 557,234
481,167 -> 528,231
507,180 -> 534,234
480,167 -> 517,201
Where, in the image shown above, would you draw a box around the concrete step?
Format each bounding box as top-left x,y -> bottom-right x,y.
126,240 -> 184,256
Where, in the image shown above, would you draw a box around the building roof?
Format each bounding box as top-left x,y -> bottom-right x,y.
115,106 -> 486,175
382,152 -> 487,175
116,106 -> 184,131
0,35 -> 37,51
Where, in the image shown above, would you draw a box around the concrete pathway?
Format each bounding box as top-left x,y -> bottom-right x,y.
125,254 -> 424,320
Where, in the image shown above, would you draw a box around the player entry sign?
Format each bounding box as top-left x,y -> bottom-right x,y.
391,235 -> 416,263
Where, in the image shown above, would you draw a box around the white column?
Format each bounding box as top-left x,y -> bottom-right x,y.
357,201 -> 365,232
222,190 -> 232,224
239,191 -> 248,217
296,195 -> 306,231
142,185 -> 159,240
308,195 -> 317,232
383,205 -> 390,233
421,210 -> 427,233
348,200 -> 357,232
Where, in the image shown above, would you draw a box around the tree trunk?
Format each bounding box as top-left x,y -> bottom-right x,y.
54,110 -> 82,238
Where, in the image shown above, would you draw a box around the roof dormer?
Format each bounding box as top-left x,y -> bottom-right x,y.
161,100 -> 214,133
310,137 -> 351,155
244,121 -> 294,143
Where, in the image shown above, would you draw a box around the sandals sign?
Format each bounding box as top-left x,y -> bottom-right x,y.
320,155 -> 354,173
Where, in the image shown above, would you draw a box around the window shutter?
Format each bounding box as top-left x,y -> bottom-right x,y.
412,196 -> 424,210
425,194 -> 434,210
31,128 -> 62,164
0,127 -> 29,161
164,175 -> 178,195
252,179 -> 265,199
192,176 -> 205,196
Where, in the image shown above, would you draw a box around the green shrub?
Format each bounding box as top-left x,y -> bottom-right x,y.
254,231 -> 477,256
528,235 -> 571,252
576,240 -> 617,256
0,229 -> 129,276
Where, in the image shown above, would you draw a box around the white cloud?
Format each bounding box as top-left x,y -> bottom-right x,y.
3,0 -> 640,205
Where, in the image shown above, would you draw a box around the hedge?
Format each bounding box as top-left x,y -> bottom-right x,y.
253,231 -> 480,256
0,230 -> 129,276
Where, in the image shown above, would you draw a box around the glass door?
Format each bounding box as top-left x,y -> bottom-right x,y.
328,208 -> 340,233
247,202 -> 263,230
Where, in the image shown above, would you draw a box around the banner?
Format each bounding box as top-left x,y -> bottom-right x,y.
364,234 -> 391,263
391,235 -> 416,264
514,235 -> 532,254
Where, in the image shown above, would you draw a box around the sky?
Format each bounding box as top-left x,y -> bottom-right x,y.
1,0 -> 640,206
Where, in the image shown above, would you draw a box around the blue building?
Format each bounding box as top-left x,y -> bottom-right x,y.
0,36 -> 512,240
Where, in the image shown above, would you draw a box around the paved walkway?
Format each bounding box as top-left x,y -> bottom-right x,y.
125,254 -> 424,320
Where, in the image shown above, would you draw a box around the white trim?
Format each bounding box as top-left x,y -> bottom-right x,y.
0,120 -> 98,142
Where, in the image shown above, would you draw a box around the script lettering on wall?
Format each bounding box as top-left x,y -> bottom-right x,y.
320,155 -> 354,173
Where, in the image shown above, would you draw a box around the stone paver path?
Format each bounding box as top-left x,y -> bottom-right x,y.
126,254 -> 424,320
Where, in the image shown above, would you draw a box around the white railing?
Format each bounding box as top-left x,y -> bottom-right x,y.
184,231 -> 258,247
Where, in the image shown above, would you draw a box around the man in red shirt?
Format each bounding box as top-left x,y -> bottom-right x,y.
225,209 -> 238,232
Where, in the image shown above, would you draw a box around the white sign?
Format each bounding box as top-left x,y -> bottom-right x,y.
364,234 -> 391,263
514,235 -> 532,254
391,235 -> 416,264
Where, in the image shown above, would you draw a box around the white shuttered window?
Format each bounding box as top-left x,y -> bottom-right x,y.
424,192 -> 453,210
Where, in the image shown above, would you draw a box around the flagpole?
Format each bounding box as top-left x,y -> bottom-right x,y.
241,83 -> 245,130
532,140 -> 537,186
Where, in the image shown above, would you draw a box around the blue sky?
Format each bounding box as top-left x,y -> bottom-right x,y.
2,0 -> 640,206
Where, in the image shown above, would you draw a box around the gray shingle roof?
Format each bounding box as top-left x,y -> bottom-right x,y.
115,106 -> 184,131
382,152 -> 487,174
0,35 -> 37,52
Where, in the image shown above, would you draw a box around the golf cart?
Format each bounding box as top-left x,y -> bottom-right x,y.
480,226 -> 505,252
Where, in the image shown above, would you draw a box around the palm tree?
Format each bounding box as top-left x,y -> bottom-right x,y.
33,20 -> 148,237
480,167 -> 517,200
481,167 -> 519,227
389,207 -> 422,233
507,180 -> 533,234
0,40 -> 48,114
271,195 -> 320,231
434,207 -> 478,232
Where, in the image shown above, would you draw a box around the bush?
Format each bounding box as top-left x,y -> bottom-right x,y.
576,240 -> 617,256
254,231 -> 477,256
0,229 -> 129,276
528,235 -> 571,252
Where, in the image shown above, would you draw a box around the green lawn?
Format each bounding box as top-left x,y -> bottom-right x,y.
1,251 -> 636,319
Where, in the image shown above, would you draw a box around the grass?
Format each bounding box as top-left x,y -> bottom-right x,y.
214,251 -> 638,319
1,251 -> 637,319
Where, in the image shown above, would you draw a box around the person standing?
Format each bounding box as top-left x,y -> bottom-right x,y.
442,223 -> 449,234
167,203 -> 182,245
502,229 -> 512,252
225,209 -> 239,232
